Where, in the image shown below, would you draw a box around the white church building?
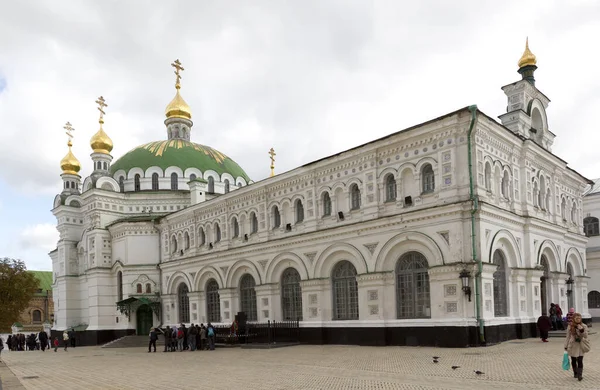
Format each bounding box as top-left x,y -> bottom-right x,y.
51,42 -> 591,347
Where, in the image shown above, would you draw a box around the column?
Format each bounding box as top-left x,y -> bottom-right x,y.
255,283 -> 279,321
219,288 -> 238,323
509,268 -> 531,318
188,291 -> 202,323
299,278 -> 331,323
356,272 -> 393,321
524,268 -> 543,317
427,264 -> 477,321
576,275 -> 591,317
480,263 -> 498,320
162,295 -> 176,324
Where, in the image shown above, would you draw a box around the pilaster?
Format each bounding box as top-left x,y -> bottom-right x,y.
218,288 -> 238,323
255,283 -> 279,321
299,278 -> 331,322
356,272 -> 393,321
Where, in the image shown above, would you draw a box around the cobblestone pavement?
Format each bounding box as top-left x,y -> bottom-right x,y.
1,333 -> 599,390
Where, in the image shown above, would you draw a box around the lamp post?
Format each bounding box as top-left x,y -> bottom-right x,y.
459,269 -> 472,302
565,276 -> 574,295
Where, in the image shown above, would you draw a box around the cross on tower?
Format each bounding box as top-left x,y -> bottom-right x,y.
269,147 -> 276,177
95,96 -> 108,123
171,59 -> 185,89
64,122 -> 75,142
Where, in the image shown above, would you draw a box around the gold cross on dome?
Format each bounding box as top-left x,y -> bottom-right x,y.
269,147 -> 276,177
95,96 -> 107,123
171,59 -> 185,89
64,122 -> 75,142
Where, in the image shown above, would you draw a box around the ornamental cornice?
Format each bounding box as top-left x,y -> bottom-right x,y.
356,271 -> 394,282
299,278 -> 330,288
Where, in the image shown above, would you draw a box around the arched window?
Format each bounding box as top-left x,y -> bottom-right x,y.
484,162 -> 492,191
224,179 -> 230,193
322,192 -> 332,216
571,203 -> 577,223
295,200 -> 304,223
145,283 -> 151,294
184,231 -> 190,249
350,184 -> 361,210
567,263 -> 575,309
215,224 -> 221,242
273,206 -> 281,228
32,310 -> 42,323
385,174 -> 397,202
232,218 -> 239,238
103,162 -> 108,170
66,181 -> 70,189
117,271 -> 123,301
281,268 -> 302,320
422,164 -> 435,193
561,198 -> 566,219
250,212 -> 258,234
152,173 -> 159,191
171,235 -> 177,254
119,177 -> 124,193
136,283 -> 142,294
189,174 -> 196,182
588,291 -> 600,309
396,252 -> 431,319
177,283 -> 190,323
540,255 -> 550,314
501,171 -> 510,199
208,177 -> 215,193
206,279 -> 221,323
331,261 -> 359,320
240,274 -> 257,321
134,174 -> 141,192
198,227 -> 205,246
493,250 -> 508,317
171,173 -> 178,190
584,216 -> 600,237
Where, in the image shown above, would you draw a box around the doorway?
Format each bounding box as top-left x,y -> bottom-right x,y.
540,255 -> 549,315
136,304 -> 153,335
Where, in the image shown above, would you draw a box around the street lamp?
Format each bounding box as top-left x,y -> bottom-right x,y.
459,269 -> 472,302
565,276 -> 574,295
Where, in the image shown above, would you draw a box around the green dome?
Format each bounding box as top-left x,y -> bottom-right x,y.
111,140 -> 251,182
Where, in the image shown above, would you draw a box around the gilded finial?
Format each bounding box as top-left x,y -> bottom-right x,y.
171,59 -> 184,90
60,122 -> 81,175
95,96 -> 107,124
64,122 -> 75,146
165,59 -> 192,120
269,147 -> 276,177
518,37 -> 537,68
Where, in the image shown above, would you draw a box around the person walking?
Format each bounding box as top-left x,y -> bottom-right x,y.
564,312 -> 590,381
148,327 -> 158,353
188,323 -> 197,351
62,330 -> 69,351
200,325 -> 207,351
53,337 -> 59,352
207,322 -> 216,351
536,314 -> 552,342
69,328 -> 76,348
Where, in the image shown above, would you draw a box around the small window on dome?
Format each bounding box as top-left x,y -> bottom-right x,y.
171,173 -> 178,190
152,173 -> 159,191
119,177 -> 125,193
224,179 -> 230,193
190,174 -> 197,182
103,162 -> 107,170
66,181 -> 70,189
208,177 -> 215,193
134,174 -> 141,192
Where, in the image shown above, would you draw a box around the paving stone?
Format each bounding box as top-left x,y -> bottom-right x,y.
0,334 -> 598,389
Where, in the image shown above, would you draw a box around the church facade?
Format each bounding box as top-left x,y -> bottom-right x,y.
51,43 -> 591,347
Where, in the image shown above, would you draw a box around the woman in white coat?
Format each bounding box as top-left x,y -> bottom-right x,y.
564,312 -> 590,381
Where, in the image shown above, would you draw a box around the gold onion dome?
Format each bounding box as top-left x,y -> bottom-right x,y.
60,140 -> 81,175
90,120 -> 113,154
518,38 -> 537,68
165,88 -> 192,120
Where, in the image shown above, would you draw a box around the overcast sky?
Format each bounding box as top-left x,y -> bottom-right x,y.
0,0 -> 599,271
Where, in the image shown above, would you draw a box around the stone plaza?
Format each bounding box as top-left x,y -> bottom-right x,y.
1,333 -> 598,389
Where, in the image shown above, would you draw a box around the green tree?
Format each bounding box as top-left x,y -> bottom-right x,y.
0,258 -> 40,332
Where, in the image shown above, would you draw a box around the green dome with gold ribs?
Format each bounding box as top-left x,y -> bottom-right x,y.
110,139 -> 251,182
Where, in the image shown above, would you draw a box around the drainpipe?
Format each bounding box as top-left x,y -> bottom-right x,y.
152,217 -> 164,327
467,105 -> 485,344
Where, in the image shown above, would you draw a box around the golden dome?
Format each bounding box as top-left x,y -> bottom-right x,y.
90,120 -> 113,154
60,140 -> 81,175
518,38 -> 537,68
165,87 -> 192,120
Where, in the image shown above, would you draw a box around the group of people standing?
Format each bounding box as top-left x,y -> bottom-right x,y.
3,331 -> 50,351
148,323 -> 216,353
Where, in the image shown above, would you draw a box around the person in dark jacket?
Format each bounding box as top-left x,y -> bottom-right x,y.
38,330 -> 48,352
148,327 -> 158,353
163,327 -> 172,352
69,328 -> 76,348
537,314 -> 552,342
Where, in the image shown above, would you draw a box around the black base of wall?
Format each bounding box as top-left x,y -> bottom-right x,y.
50,329 -> 135,347
299,322 -> 540,348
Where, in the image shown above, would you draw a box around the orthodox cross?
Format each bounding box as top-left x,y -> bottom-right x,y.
269,147 -> 276,177
64,122 -> 75,143
95,96 -> 107,124
171,59 -> 184,89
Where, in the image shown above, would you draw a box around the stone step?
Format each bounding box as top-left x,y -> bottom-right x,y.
102,335 -> 165,348
547,330 -> 597,338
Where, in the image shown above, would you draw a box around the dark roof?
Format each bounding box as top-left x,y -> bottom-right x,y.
106,214 -> 168,228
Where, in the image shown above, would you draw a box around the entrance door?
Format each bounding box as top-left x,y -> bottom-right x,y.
136,305 -> 153,335
540,256 -> 550,315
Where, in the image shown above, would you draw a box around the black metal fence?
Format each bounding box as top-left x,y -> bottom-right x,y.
213,320 -> 300,345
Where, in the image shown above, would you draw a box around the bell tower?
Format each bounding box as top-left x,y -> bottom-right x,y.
499,39 -> 555,151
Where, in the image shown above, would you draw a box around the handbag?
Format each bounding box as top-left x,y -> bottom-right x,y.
581,338 -> 591,353
562,351 -> 570,370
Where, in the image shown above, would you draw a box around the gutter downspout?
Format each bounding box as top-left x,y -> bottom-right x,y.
467,105 -> 485,344
152,217 -> 164,326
